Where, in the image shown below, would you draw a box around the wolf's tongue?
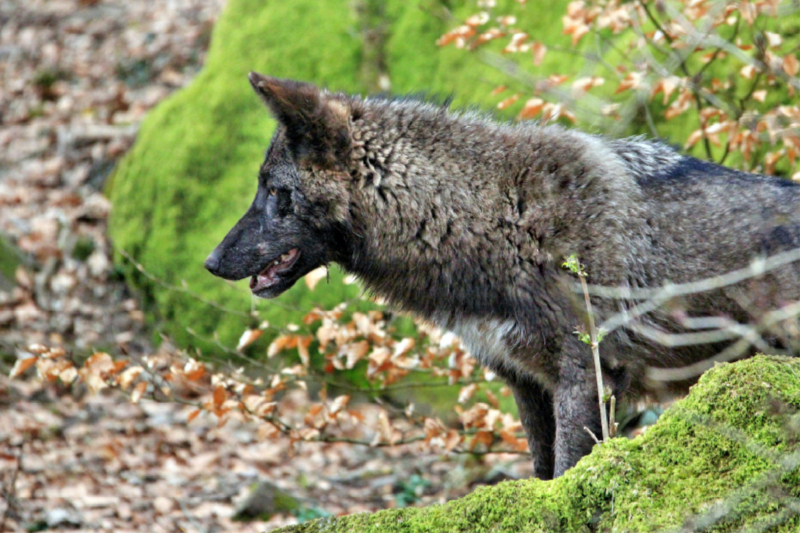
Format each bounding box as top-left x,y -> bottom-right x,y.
250,248 -> 300,292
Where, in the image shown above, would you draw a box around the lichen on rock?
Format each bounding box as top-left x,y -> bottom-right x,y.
275,356 -> 800,533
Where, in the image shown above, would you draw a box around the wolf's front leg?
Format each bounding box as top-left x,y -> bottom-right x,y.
552,352 -> 604,477
509,379 -> 556,480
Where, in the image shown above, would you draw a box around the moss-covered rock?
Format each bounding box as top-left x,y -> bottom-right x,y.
277,356 -> 800,533
106,0 -> 574,350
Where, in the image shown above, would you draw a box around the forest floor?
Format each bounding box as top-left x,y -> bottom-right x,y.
0,1 -> 537,531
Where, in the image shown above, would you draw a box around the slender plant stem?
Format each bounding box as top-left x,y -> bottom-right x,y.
579,273 -> 610,442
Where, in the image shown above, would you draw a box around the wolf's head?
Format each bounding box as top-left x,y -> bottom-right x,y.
204,73 -> 357,298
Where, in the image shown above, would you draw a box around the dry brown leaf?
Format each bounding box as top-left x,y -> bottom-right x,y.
9,356 -> 37,379
305,403 -> 324,426
497,15 -> 517,26
502,32 -> 528,53
109,360 -> 128,375
59,366 -> 78,384
84,352 -> 115,375
305,266 -> 328,290
212,385 -> 227,407
485,388 -> 500,409
519,98 -> 545,120
458,383 -> 478,404
497,94 -> 520,110
615,72 -> 644,94
741,64 -> 758,79
344,340 -> 369,368
85,372 -> 108,394
297,335 -> 312,367
499,430 -> 529,451
130,381 -> 147,403
268,334 -> 297,358
470,430 -> 494,451
784,55 -> 799,77
328,395 -> 350,417
303,308 -> 324,325
572,76 -> 604,93
651,76 -> 681,105
764,31 -> 782,48
117,365 -> 143,389
183,361 -> 206,381
531,42 -> 547,66
236,328 -> 263,351
393,337 -> 415,357
465,12 -> 490,27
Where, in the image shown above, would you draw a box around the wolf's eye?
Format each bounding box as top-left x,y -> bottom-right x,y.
269,187 -> 278,197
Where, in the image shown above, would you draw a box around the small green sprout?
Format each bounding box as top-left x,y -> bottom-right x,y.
562,254 -> 587,277
573,326 -> 607,345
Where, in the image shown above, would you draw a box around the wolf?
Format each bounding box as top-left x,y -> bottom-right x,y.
205,73 -> 800,479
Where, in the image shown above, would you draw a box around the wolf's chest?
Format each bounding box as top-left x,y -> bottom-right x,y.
443,317 -> 525,376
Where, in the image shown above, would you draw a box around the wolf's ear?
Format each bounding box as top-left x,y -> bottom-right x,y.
248,72 -> 351,169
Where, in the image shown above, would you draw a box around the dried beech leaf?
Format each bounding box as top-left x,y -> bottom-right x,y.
458,383 -> 478,404
305,267 -> 328,291
117,366 -> 143,389
470,430 -> 494,451
328,395 -> 350,416
497,93 -> 520,110
131,381 -> 147,404
212,385 -> 226,407
9,356 -> 37,379
268,334 -> 296,358
784,55 -> 799,77
236,328 -> 263,351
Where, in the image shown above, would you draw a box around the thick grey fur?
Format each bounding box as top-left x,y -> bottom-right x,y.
205,74 -> 800,479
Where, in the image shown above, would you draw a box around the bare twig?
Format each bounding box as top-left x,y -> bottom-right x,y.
565,256 -> 612,442
578,272 -> 610,442
583,426 -> 602,445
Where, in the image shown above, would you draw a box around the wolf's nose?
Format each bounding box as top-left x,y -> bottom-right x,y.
204,249 -> 221,273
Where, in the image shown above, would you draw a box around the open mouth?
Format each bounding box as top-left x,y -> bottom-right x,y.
249,248 -> 301,293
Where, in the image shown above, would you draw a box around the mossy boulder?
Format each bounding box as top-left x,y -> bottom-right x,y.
106,0 -> 575,350
277,356 -> 800,533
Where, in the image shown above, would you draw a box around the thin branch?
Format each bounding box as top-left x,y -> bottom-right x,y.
578,272 -> 610,442
647,297 -> 800,381
584,246 -> 800,301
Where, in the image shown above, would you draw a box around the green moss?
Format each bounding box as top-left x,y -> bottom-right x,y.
276,356 -> 800,533
0,233 -> 23,291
